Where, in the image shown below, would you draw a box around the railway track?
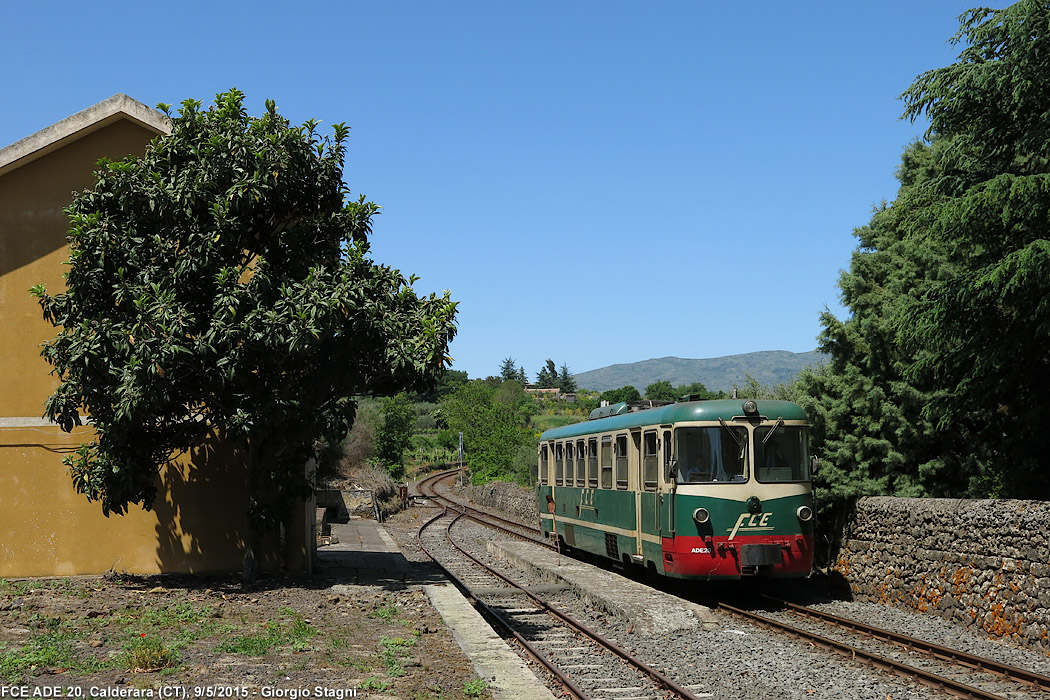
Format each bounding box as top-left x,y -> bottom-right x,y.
418,468 -> 549,545
724,594 -> 1050,699
412,469 -> 1050,698
417,473 -> 707,700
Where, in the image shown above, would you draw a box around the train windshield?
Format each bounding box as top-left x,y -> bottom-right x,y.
675,426 -> 749,484
755,424 -> 811,482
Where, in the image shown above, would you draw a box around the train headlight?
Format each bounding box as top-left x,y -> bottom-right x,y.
692,508 -> 710,524
743,399 -> 758,415
796,505 -> 814,522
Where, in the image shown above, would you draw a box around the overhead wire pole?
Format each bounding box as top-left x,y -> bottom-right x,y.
458,431 -> 464,487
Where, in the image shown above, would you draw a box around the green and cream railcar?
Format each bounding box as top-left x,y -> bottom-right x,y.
536,398 -> 814,580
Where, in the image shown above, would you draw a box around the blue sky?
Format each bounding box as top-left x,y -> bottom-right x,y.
1,1 -> 971,381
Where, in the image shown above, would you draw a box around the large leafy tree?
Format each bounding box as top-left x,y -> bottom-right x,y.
32,90 -> 458,572
896,0 -> 1050,496
644,380 -> 677,402
644,380 -> 722,402
374,393 -> 415,479
599,386 -> 641,404
799,141 -> 989,509
440,381 -> 533,484
806,1 -> 1050,507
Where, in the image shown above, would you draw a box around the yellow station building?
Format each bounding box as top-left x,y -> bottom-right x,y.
0,95 -> 312,577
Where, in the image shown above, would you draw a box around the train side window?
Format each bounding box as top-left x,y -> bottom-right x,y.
565,442 -> 575,485
539,444 -> 549,486
600,436 -> 613,489
615,434 -> 629,489
576,440 -> 587,486
643,431 -> 659,490
587,438 -> 598,487
555,442 -> 564,486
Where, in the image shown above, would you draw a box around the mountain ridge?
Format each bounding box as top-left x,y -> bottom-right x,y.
574,350 -> 826,393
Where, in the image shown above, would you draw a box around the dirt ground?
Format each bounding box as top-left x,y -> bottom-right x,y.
0,513 -> 492,700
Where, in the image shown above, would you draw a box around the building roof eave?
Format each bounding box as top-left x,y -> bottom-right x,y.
0,93 -> 171,177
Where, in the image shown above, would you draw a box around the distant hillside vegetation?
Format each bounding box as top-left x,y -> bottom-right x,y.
574,351 -> 827,393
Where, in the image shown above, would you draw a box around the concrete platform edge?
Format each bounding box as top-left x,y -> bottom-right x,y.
424,583 -> 557,700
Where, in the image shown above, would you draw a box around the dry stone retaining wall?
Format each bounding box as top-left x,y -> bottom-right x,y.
834,497 -> 1050,652
460,480 -> 539,526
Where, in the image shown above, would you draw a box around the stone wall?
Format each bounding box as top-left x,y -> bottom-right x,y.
316,488 -> 379,520
834,497 -> 1050,652
459,481 -> 539,526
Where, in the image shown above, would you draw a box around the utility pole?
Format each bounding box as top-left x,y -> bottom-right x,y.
458,431 -> 464,487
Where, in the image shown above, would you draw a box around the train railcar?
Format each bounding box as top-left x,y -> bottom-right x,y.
536,398 -> 814,580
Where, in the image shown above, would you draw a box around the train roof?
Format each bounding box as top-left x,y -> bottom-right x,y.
539,399 -> 808,442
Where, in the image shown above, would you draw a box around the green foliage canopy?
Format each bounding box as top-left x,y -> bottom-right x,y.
32,90 -> 458,541
644,380 -> 676,402
599,386 -> 641,404
896,1 -> 1050,492
557,363 -> 577,394
644,380 -> 722,402
374,393 -> 415,478
498,357 -> 518,382
805,1 -> 1050,506
535,359 -> 558,389
439,381 -> 533,484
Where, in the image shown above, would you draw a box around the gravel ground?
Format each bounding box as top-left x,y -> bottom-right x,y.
806,598 -> 1050,677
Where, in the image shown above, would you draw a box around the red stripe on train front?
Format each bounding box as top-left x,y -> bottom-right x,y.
660,533 -> 813,577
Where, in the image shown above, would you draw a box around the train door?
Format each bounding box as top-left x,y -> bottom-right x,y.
657,427 -> 675,539
636,430 -> 657,561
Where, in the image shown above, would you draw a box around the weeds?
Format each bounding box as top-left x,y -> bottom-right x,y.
0,626 -> 107,682
216,621 -> 281,656
0,579 -> 44,597
377,636 -> 416,677
0,577 -> 475,692
463,678 -> 488,698
360,677 -> 390,692
216,609 -> 316,656
122,635 -> 179,672
371,602 -> 400,622
370,597 -> 416,628
411,685 -> 450,700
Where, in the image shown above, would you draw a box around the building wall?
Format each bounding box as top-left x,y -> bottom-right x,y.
833,497 -> 1050,653
1,120 -> 157,413
0,113 -> 312,577
0,426 -> 313,577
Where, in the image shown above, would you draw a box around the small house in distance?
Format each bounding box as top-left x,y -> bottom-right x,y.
0,95 -> 313,577
525,387 -> 577,403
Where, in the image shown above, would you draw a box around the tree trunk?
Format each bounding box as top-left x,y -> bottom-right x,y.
242,439 -> 261,582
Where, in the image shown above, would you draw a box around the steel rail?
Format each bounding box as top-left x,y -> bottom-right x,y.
416,478 -> 705,700
415,504 -> 591,700
763,595 -> 1050,693
717,601 -> 1010,700
438,511 -> 706,700
445,502 -> 547,545
420,470 -> 547,537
